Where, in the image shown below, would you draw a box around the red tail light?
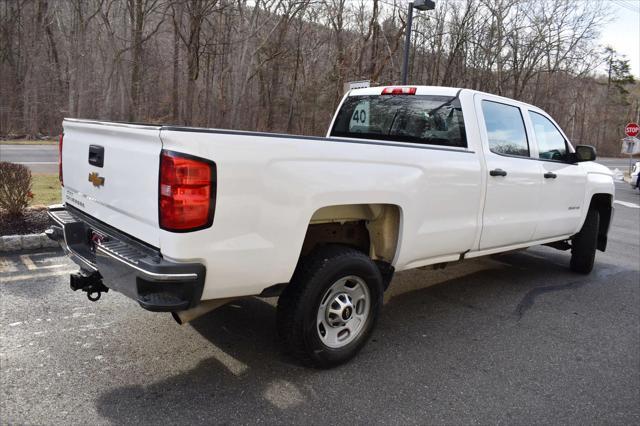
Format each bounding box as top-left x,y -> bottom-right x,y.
58,133 -> 63,186
381,87 -> 417,95
159,151 -> 216,232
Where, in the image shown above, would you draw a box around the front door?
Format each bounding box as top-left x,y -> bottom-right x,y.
526,110 -> 588,240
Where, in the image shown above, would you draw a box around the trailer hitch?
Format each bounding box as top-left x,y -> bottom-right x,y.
70,272 -> 109,302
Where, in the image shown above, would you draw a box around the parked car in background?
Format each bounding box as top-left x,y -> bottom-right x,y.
630,161 -> 640,189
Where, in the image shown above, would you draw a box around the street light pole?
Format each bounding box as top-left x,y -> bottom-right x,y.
401,2 -> 414,85
401,0 -> 435,85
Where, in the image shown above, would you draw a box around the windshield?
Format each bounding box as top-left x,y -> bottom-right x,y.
330,95 -> 467,148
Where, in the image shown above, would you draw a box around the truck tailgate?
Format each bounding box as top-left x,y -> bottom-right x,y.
61,119 -> 162,247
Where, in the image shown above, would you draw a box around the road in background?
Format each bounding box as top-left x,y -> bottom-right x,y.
598,157 -> 637,172
1,181 -> 638,424
0,144 -> 58,173
0,143 -> 637,175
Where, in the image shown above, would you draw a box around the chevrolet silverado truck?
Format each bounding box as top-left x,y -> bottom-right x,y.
47,86 -> 614,368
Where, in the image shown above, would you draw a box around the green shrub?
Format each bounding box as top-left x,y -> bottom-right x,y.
0,162 -> 33,217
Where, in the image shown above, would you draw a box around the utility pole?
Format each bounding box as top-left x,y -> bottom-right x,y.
401,0 -> 436,85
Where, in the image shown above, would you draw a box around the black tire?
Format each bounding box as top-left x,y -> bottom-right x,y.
570,208 -> 600,274
277,245 -> 383,368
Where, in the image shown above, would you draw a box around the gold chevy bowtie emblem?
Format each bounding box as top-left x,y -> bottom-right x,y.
88,172 -> 105,187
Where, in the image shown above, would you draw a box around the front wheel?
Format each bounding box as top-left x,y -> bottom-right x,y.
570,208 -> 599,274
277,245 -> 383,368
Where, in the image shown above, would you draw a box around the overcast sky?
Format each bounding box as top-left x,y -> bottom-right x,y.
600,0 -> 640,77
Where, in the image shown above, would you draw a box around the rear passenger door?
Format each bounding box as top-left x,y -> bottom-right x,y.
526,110 -> 587,240
476,96 -> 543,250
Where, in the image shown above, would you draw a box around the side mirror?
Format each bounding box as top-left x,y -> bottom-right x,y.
572,145 -> 597,162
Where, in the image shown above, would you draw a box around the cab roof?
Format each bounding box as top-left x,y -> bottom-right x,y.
348,85 -> 461,97
347,85 -> 545,114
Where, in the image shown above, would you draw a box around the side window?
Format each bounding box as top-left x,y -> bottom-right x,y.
481,100 -> 529,157
529,111 -> 567,161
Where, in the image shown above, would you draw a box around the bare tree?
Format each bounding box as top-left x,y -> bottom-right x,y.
127,0 -> 165,121
1,0 -> 637,156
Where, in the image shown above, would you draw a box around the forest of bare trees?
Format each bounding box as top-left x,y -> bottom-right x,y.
1,0 -> 638,155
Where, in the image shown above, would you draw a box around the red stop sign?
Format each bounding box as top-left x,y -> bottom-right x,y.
626,122 -> 640,137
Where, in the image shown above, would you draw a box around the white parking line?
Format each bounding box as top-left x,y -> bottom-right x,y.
0,258 -> 18,273
20,254 -> 37,270
34,250 -> 62,257
1,269 -> 76,283
614,200 -> 640,209
18,254 -> 67,271
35,264 -> 68,270
208,344 -> 249,376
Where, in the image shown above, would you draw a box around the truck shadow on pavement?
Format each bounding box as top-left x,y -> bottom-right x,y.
95,248 -> 630,424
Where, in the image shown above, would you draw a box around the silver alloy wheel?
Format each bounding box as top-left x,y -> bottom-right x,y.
316,275 -> 371,349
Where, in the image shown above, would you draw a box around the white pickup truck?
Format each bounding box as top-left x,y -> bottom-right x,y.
48,85 -> 614,368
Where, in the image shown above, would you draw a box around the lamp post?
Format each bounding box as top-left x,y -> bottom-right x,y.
401,0 -> 435,85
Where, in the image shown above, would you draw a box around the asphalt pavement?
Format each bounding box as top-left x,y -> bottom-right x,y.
1,182 -> 639,425
0,144 -> 58,173
598,157 -> 637,173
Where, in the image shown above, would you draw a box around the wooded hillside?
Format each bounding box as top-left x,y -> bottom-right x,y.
1,0 -> 638,156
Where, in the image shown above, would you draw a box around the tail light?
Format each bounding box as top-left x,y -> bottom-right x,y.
159,150 -> 216,232
58,133 -> 63,186
381,87 -> 417,95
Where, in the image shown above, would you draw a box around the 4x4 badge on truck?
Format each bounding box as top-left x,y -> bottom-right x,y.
88,172 -> 105,187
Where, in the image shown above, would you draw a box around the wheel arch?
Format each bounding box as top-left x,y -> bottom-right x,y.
299,203 -> 402,288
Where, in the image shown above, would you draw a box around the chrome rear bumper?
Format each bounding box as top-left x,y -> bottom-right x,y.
47,205 -> 205,311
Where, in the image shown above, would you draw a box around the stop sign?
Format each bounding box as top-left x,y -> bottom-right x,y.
625,122 -> 640,137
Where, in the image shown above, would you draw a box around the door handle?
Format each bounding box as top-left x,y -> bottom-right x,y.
88,145 -> 104,167
544,172 -> 557,179
489,168 -> 507,177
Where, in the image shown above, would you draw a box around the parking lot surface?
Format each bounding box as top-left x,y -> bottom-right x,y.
1,181 -> 639,425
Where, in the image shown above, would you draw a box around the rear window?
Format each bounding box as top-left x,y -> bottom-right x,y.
330,95 -> 467,148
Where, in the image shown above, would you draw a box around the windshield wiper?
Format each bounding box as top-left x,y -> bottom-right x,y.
387,108 -> 402,135
429,89 -> 463,115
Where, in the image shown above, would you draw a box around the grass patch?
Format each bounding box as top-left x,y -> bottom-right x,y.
31,173 -> 61,206
1,139 -> 57,145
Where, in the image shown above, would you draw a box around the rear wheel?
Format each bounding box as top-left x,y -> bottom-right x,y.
570,208 -> 599,274
277,245 -> 383,368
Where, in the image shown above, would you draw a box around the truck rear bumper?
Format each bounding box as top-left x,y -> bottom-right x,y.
47,205 -> 205,312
